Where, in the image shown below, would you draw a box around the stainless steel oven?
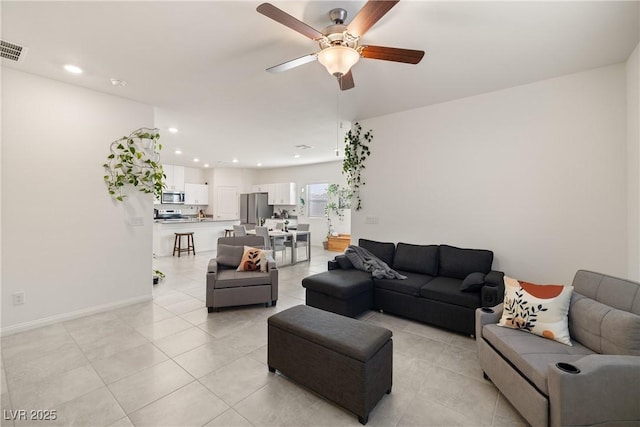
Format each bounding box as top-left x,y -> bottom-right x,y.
161,191 -> 185,204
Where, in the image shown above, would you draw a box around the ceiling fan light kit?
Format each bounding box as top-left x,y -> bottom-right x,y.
257,0 -> 424,91
317,46 -> 360,77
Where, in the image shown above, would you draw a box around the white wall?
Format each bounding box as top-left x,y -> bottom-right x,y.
2,69 -> 154,332
627,43 -> 640,281
254,161 -> 348,245
354,64 -> 628,285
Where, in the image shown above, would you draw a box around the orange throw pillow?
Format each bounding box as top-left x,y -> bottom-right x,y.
237,246 -> 267,272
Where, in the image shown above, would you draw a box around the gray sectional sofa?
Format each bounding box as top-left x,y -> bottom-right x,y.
476,270 -> 640,426
303,239 -> 504,336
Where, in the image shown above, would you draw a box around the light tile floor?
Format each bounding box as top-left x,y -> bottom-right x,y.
1,247 -> 528,427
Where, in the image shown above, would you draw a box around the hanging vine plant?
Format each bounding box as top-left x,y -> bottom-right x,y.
103,128 -> 165,202
342,122 -> 372,210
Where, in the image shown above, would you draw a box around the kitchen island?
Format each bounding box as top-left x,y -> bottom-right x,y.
153,218 -> 240,256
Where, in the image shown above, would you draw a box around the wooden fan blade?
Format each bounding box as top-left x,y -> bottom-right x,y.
347,0 -> 399,38
267,53 -> 318,73
360,45 -> 424,64
257,3 -> 324,40
337,70 -> 355,91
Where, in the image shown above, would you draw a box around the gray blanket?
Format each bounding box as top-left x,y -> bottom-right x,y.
345,245 -> 407,280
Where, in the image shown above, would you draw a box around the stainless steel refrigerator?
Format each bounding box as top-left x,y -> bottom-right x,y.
240,193 -> 273,226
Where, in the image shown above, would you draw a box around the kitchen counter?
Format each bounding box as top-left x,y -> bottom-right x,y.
153,219 -> 240,256
154,218 -> 238,224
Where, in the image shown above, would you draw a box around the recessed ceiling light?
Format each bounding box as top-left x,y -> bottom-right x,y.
203,164 -> 209,168
294,154 -> 301,158
64,64 -> 83,74
257,162 -> 262,167
110,78 -> 126,87
193,158 -> 199,162
168,127 -> 178,133
232,158 -> 239,163
175,150 -> 182,155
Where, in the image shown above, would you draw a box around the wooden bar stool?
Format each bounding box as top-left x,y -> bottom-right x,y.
173,232 -> 195,257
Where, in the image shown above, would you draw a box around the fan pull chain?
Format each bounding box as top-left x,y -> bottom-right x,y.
336,78 -> 341,157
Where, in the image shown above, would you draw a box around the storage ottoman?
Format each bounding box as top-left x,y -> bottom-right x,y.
302,269 -> 373,317
268,305 -> 392,425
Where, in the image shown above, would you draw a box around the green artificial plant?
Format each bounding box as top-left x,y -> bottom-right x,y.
103,128 -> 165,201
342,122 -> 372,210
324,183 -> 351,238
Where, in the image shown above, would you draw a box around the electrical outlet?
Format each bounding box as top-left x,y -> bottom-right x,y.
365,216 -> 379,224
12,292 -> 25,306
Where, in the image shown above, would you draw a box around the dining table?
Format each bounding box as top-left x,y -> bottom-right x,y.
247,229 -> 311,265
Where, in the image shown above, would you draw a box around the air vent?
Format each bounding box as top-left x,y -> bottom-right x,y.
1,40 -> 27,62
295,144 -> 314,150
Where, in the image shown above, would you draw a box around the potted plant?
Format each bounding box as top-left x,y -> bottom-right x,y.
103,127 -> 165,201
153,269 -> 165,285
323,184 -> 351,249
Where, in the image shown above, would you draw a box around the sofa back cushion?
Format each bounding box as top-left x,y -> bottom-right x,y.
358,239 -> 395,266
438,245 -> 493,280
571,270 -> 640,314
217,244 -> 244,268
392,243 -> 439,276
569,270 -> 640,355
570,293 -> 640,355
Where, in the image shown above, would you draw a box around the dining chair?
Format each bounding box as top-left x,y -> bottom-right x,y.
285,223 -> 310,262
256,226 -> 287,263
233,225 -> 247,236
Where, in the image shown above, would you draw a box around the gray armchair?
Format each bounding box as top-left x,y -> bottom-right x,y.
206,236 -> 278,312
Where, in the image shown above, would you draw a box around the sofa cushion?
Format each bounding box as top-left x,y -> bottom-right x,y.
572,270 -> 640,315
374,271 -> 433,297
302,270 -> 372,299
419,276 -> 482,309
358,239 -> 395,266
498,277 -> 573,346
570,293 -> 640,356
460,272 -> 487,292
217,244 -> 244,268
392,243 -> 439,276
482,324 -> 594,395
438,245 -> 493,280
215,269 -> 272,288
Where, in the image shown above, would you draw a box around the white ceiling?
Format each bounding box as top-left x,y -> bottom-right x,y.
2,1 -> 638,169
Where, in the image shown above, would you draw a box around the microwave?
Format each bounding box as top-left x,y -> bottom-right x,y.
161,191 -> 185,204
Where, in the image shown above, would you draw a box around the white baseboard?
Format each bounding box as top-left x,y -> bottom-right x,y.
1,294 -> 153,336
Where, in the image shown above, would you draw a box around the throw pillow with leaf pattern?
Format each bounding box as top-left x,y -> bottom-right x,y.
498,276 -> 573,346
237,246 -> 268,272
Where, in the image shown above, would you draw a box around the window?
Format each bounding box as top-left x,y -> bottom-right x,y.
307,183 -> 328,218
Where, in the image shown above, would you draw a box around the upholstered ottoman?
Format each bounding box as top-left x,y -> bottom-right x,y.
268,305 -> 392,425
302,269 -> 373,317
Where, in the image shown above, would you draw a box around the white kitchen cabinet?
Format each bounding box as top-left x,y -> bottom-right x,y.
215,186 -> 238,219
273,182 -> 297,205
252,184 -> 271,193
163,164 -> 185,191
184,183 -> 209,205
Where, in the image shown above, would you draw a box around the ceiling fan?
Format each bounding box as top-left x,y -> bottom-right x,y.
257,0 -> 425,91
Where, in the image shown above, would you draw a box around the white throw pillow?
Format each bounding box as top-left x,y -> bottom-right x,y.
237,246 -> 268,272
498,276 -> 573,346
